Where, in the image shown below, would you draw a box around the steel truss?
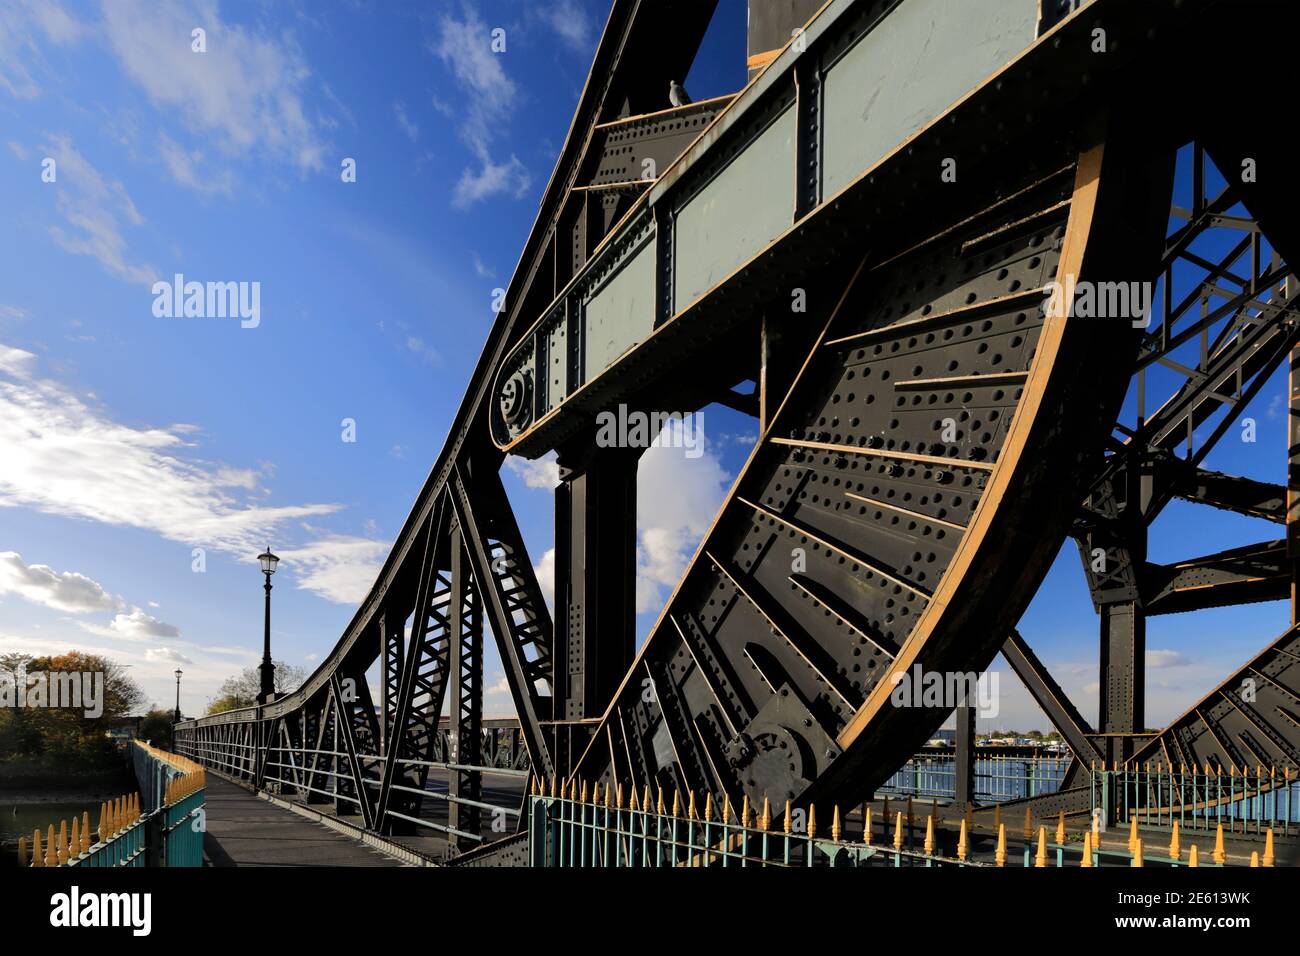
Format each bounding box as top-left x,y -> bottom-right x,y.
174,0 -> 1300,860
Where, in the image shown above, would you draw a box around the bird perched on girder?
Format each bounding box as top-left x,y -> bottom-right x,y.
668,80 -> 691,107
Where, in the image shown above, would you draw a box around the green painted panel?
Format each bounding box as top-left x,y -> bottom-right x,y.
673,105 -> 797,311
821,0 -> 1039,199
545,320 -> 567,414
582,237 -> 657,383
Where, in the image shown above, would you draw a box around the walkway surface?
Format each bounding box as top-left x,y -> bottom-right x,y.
203,775 -> 405,867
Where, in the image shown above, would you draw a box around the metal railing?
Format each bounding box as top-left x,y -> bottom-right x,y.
525,778 -> 1278,868
526,780 -> 981,868
18,742 -> 206,868
1094,761 -> 1299,836
878,750 -> 1072,803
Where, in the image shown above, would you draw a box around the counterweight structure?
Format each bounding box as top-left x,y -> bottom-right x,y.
175,0 -> 1300,863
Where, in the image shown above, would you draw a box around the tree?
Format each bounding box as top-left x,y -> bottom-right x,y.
207,661 -> 307,714
206,693 -> 254,715
0,650 -> 144,769
137,709 -> 175,749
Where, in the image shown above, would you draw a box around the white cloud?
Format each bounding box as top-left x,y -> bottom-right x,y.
100,0 -> 328,172
40,134 -> 158,285
0,0 -> 85,99
506,452 -> 559,490
393,99 -> 419,141
79,606 -> 182,641
157,131 -> 233,195
276,534 -> 390,605
145,645 -> 192,664
516,433 -> 732,619
471,252 -> 494,279
533,546 -> 556,609
634,429 -> 732,614
0,341 -> 342,555
406,336 -> 442,366
454,154 -> 530,208
110,607 -> 181,639
1147,649 -> 1190,669
0,344 -> 37,378
0,551 -> 117,613
536,1 -> 594,53
432,5 -> 531,207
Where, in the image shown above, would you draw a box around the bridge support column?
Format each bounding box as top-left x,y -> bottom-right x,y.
1099,600 -> 1145,767
553,444 -> 638,771
953,705 -> 976,807
448,523 -> 483,850
1289,324 -> 1300,627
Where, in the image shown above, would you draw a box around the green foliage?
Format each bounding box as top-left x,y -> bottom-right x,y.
205,692 -> 255,715
137,710 -> 176,749
205,660 -> 306,715
0,651 -> 144,772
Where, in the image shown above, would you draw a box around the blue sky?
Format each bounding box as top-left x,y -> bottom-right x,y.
0,0 -> 1289,735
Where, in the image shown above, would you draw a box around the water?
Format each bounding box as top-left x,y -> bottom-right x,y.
0,800 -> 109,845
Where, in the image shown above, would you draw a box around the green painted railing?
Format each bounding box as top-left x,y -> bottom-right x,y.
1092,762 -> 1298,836
526,779 -> 1274,868
18,741 -> 206,868
526,783 -> 981,868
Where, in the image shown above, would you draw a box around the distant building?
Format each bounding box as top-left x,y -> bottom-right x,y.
105,716 -> 143,742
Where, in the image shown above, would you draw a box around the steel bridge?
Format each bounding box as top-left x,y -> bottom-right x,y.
175,0 -> 1300,866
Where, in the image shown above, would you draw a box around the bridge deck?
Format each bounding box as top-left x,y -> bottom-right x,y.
202,776 -> 406,867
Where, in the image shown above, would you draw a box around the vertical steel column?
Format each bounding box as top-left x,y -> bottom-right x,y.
1098,461 -> 1150,768
1099,602 -> 1145,767
554,445 -> 638,735
953,705 -> 976,807
448,523 -> 483,848
1289,288 -> 1300,627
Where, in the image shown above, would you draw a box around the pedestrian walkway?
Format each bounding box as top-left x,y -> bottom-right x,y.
203,775 -> 405,867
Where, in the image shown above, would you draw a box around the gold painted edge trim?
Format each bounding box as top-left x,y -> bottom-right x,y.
836,142 -> 1106,749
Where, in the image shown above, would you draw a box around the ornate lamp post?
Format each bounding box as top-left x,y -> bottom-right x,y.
174,668 -> 183,722
258,547 -> 280,703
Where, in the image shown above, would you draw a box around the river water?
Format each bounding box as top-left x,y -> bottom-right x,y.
0,800 -> 106,846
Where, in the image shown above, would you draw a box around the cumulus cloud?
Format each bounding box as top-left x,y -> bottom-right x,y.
145,646 -> 192,664
0,551 -> 117,613
506,452 -> 559,490
1147,649 -> 1190,669
518,429 -> 732,619
79,606 -> 183,641
634,427 -> 732,614
533,546 -> 556,609
0,550 -> 184,643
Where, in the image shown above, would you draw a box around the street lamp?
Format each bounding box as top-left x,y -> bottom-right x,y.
258,547 -> 280,704
174,668 -> 183,722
